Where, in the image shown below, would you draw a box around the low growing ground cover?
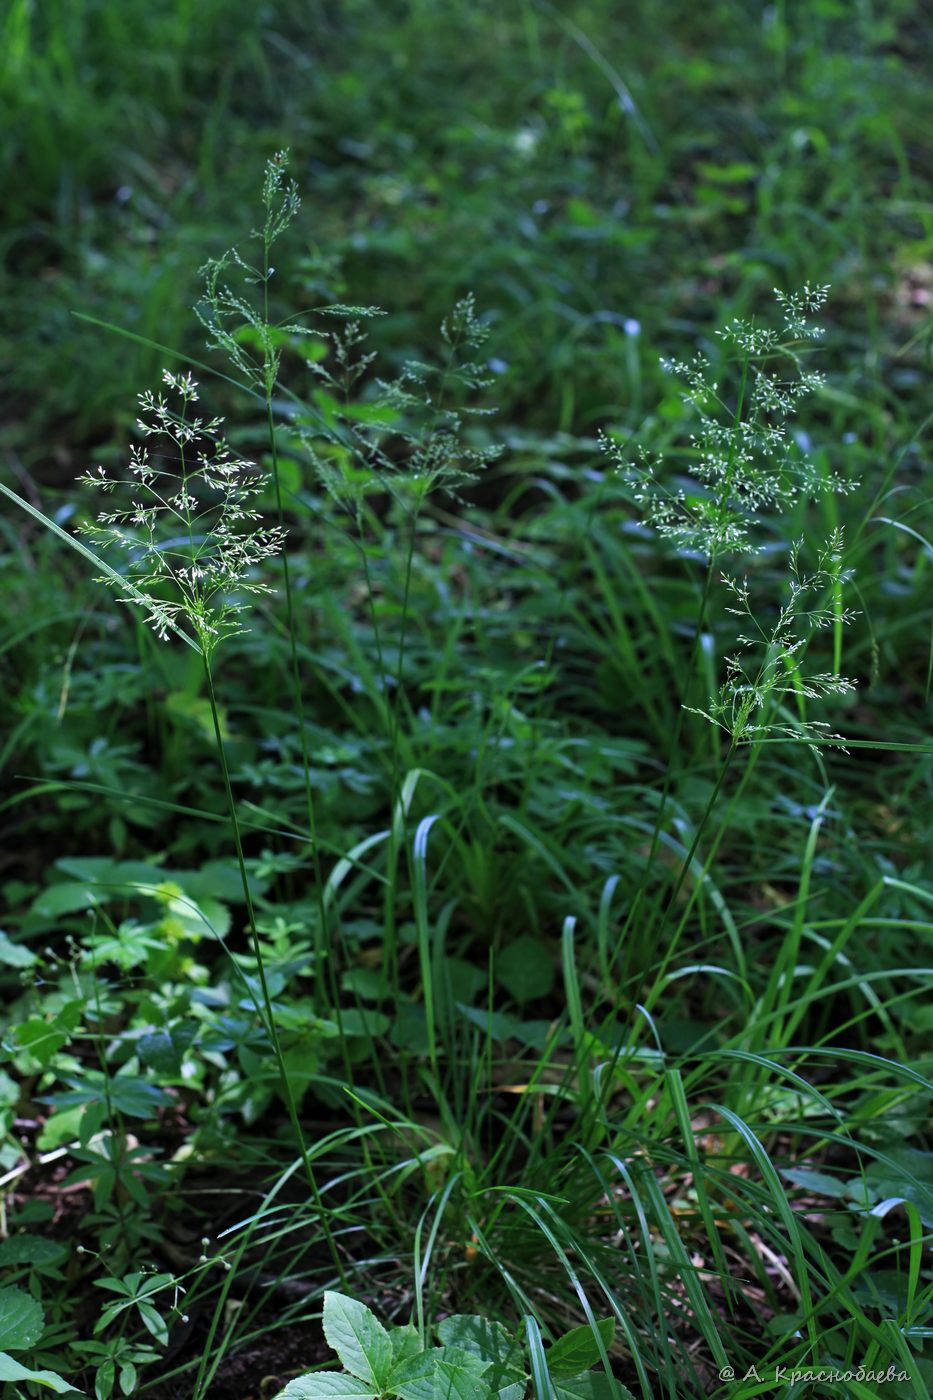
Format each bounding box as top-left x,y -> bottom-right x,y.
1,3 -> 931,1398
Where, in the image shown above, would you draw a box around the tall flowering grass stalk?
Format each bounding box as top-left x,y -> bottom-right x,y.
601,288 -> 859,978
604,284 -> 855,560
196,154 -> 499,995
195,151 -> 334,1012
77,374 -> 344,1281
77,370 -> 284,654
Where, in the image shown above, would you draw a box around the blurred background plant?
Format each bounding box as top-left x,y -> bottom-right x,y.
1,2 -> 931,1398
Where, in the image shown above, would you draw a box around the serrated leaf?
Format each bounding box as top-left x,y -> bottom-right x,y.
322,1293 -> 392,1388
390,1326 -> 424,1367
393,1347 -> 493,1400
436,1316 -> 514,1365
547,1319 -> 615,1378
0,1286 -> 45,1350
0,1352 -> 78,1392
433,1347 -> 493,1400
276,1374 -> 378,1398
389,1346 -> 436,1399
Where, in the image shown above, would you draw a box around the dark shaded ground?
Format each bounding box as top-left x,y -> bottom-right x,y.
144,1316 -> 331,1400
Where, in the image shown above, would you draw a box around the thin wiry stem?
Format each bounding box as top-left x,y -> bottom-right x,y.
262,232 -> 332,1012
202,653 -> 345,1286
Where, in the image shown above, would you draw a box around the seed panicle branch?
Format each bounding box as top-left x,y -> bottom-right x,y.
602,285 -> 855,559
687,531 -> 858,747
77,370 -> 284,657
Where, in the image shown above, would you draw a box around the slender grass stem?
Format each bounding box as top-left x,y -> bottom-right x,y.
202,653 -> 345,1284
261,240 -> 333,1013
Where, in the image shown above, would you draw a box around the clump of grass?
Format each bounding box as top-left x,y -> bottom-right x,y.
3,134 -> 930,1400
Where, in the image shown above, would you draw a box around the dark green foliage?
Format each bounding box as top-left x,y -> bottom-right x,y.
1,3 -> 931,1400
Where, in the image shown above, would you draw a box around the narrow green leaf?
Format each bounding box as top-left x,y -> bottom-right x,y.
524,1316 -> 555,1400
0,484 -> 200,653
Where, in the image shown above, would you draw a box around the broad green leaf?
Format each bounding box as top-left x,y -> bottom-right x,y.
0,1352 -> 78,1393
455,1006 -> 558,1049
389,1346 -> 436,1399
392,1347 -> 493,1400
336,1009 -> 391,1038
390,1004 -> 430,1053
433,1347 -> 493,1399
0,1235 -> 68,1270
456,1005 -> 523,1043
0,1285 -> 45,1350
322,1292 -> 392,1388
107,1075 -> 172,1119
780,1167 -> 849,1198
436,1315 -> 515,1365
440,957 -> 487,1004
390,1326 -> 424,1367
14,1017 -> 70,1067
95,1356 -> 115,1400
0,931 -> 36,967
277,1375 -> 378,1398
138,1024 -> 197,1076
30,881 -> 107,919
547,1319 -> 615,1378
37,1105 -> 83,1151
497,934 -> 554,1003
159,890 -> 230,941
